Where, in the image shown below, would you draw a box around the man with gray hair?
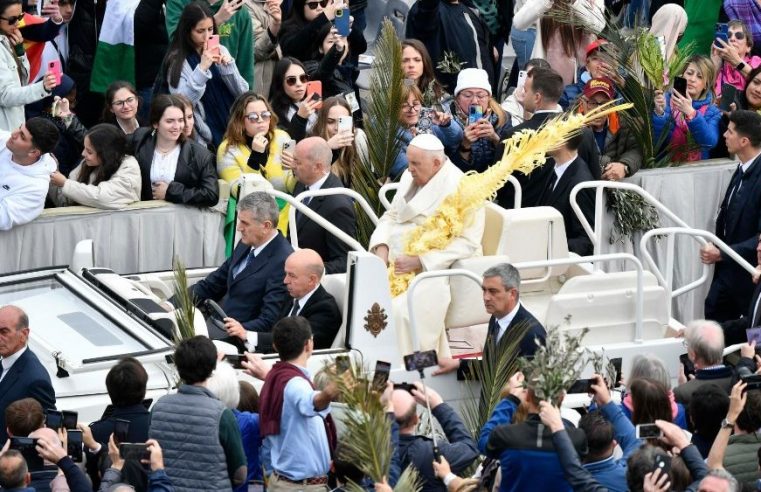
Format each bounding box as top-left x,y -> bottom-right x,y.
674,319 -> 754,405
290,136 -> 356,274
697,469 -> 739,492
435,262 -> 546,376
192,191 -> 293,352
370,133 -> 485,358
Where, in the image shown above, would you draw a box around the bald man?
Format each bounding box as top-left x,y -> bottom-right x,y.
290,137 -> 357,274
254,249 -> 342,352
0,305 -> 55,444
370,134 -> 485,357
393,383 -> 478,492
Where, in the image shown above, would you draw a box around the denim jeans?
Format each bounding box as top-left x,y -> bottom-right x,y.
510,27 -> 536,71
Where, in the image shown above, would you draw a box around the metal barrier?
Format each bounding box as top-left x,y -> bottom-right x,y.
639,227 -> 757,319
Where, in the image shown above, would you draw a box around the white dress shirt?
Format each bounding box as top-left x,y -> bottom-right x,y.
552,154 -> 577,191
150,146 -> 181,184
495,302 -> 522,343
0,345 -> 26,383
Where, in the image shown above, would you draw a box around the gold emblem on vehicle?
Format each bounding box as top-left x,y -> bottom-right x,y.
364,303 -> 387,337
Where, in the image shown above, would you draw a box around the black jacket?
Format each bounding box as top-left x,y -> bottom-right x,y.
496,112 -> 600,209
134,0 -> 169,89
398,403 -> 479,492
723,282 -> 761,345
130,128 -> 219,206
537,155 -> 596,256
291,173 -> 357,274
303,44 -> 355,100
256,284 -> 342,351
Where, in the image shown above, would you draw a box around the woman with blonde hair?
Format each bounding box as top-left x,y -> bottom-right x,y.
310,96 -> 367,187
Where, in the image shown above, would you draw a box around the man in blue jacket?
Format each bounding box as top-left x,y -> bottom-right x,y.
578,375 -> 641,492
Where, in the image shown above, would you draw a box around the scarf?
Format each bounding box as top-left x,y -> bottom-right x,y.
187,52 -> 236,147
671,99 -> 709,162
622,390 -> 680,420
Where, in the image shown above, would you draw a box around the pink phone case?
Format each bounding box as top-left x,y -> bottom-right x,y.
207,35 -> 220,55
48,60 -> 62,85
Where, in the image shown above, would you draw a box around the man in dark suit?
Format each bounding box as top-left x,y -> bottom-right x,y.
191,191 -> 293,351
537,133 -> 596,256
702,110 -> 761,322
722,235 -> 761,345
496,67 -> 600,209
290,137 -> 357,274
0,305 -> 56,443
256,249 -> 341,352
434,263 -> 546,377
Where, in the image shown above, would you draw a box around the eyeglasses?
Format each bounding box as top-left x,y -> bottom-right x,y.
0,14 -> 24,25
459,91 -> 490,101
111,96 -> 137,108
402,102 -> 422,112
245,111 -> 271,122
285,74 -> 308,86
729,31 -> 746,40
305,0 -> 329,9
583,98 -> 608,108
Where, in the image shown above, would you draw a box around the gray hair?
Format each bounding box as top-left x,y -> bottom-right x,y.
0,450 -> 27,489
237,191 -> 279,228
206,360 -> 241,409
483,263 -> 521,292
684,319 -> 724,366
628,354 -> 670,388
701,469 -> 739,492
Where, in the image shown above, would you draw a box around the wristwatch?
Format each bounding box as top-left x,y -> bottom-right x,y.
721,417 -> 734,429
737,62 -> 747,72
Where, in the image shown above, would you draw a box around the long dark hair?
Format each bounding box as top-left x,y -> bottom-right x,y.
310,96 -> 356,186
102,81 -> 140,124
149,94 -> 188,144
281,0 -> 310,32
743,65 -> 761,110
402,39 -> 445,101
269,57 -> 307,124
77,124 -> 127,186
629,378 -> 673,425
165,1 -> 216,89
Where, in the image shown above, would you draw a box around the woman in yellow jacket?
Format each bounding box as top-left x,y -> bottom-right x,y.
217,91 -> 295,232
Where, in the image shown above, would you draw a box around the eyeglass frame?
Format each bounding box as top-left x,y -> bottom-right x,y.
245,111 -> 272,122
458,91 -> 490,101
401,102 -> 422,112
728,31 -> 746,40
0,14 -> 24,25
111,96 -> 138,108
285,74 -> 308,86
305,0 -> 329,10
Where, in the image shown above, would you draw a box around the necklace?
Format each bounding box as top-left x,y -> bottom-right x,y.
155,142 -> 178,155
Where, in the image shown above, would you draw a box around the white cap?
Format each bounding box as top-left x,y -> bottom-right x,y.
454,68 -> 492,97
409,133 -> 444,151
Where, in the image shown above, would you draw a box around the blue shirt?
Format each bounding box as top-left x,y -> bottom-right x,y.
266,366 -> 331,480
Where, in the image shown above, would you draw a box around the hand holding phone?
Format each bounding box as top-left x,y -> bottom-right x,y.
207,35 -> 220,56
403,350 -> 438,372
635,423 -> 664,439
113,419 -> 130,444
673,76 -> 687,98
334,7 -> 350,36
371,361 -> 391,392
46,410 -> 63,430
47,60 -> 62,86
305,81 -> 322,110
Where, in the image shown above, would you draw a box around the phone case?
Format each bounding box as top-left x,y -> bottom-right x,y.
334,8 -> 350,36
305,81 -> 322,109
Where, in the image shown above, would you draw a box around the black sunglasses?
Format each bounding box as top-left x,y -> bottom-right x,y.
0,14 -> 24,25
306,0 -> 329,9
285,74 -> 308,86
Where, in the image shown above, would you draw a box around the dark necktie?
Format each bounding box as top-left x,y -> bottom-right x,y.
487,317 -> 500,349
289,299 -> 300,316
295,194 -> 312,222
727,166 -> 744,206
233,248 -> 256,279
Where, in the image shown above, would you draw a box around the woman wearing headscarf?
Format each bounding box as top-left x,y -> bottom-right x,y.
649,3 -> 688,64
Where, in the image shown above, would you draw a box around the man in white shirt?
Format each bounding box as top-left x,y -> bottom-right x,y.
0,305 -> 56,443
0,118 -> 59,231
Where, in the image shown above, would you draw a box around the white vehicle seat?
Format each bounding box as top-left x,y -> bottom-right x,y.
544,271 -> 669,344
321,273 -> 348,348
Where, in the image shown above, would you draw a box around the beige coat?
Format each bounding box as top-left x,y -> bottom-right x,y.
244,0 -> 281,97
370,160 -> 485,357
50,156 -> 142,209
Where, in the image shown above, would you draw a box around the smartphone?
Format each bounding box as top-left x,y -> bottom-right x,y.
47,60 -> 62,86
403,350 -> 438,372
371,361 -> 391,391
282,139 -> 296,154
516,70 -> 528,91
567,378 -> 594,394
741,374 -> 761,392
635,423 -> 664,439
610,357 -> 623,388
119,443 -> 150,461
673,76 -> 687,98
10,437 -> 43,472
715,23 -> 729,46
46,410 -> 63,430
305,81 -> 322,109
335,355 -> 350,374
654,453 -> 671,475
207,34 -> 220,56
62,410 -> 78,430
719,83 -> 738,112
337,115 -> 353,133
113,419 -> 130,444
468,104 -> 483,125
334,7 -> 350,37
67,429 -> 83,462
679,353 -> 695,380
224,353 -> 246,369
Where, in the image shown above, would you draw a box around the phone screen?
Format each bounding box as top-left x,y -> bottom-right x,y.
371,361 -> 391,391
114,419 -> 130,444
62,410 -> 78,430
567,379 -> 593,394
403,350 -> 438,372
679,353 -> 695,379
673,77 -> 687,97
225,354 -> 245,370
67,430 -> 83,462
335,355 -> 350,374
636,423 -> 663,439
46,410 -> 63,430
119,443 -> 150,461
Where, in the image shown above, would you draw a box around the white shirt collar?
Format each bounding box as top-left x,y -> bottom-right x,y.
308,172 -> 330,192
554,153 -> 577,186
495,302 -> 522,341
252,232 -> 278,257
1,345 -> 27,376
534,108 -> 562,115
294,284 -> 321,313
740,150 -> 761,174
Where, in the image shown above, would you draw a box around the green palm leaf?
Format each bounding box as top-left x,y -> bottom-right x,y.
171,257 -> 196,343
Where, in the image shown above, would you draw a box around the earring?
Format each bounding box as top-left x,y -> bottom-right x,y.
151,128 -> 156,137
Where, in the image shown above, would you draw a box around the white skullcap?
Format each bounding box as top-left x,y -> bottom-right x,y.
409,133 -> 444,151
454,68 -> 492,97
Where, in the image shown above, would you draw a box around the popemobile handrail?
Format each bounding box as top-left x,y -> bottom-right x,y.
379,175 -> 523,211
406,253 -> 648,354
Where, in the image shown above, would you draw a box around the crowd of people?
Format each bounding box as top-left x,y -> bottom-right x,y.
4,0 -> 761,490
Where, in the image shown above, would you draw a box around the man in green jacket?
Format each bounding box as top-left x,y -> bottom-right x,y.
166,0 -> 254,86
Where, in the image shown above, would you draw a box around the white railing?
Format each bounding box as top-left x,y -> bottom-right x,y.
639,227 -> 757,319
379,175 -> 523,211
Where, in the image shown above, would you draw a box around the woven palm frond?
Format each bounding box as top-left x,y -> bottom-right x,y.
388,103 -> 632,296
171,257 -> 196,343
